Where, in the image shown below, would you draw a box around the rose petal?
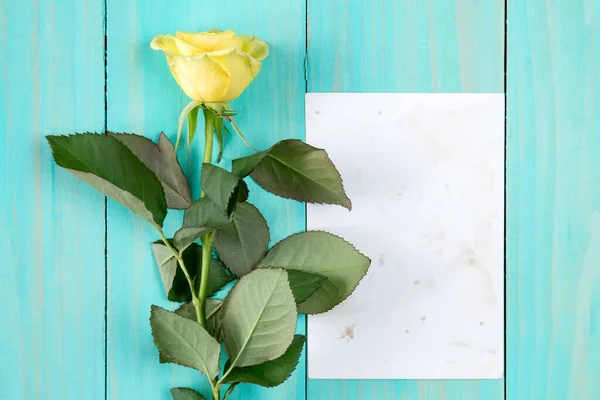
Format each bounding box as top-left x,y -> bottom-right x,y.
165,53 -> 230,102
151,30 -> 267,103
151,34 -> 203,56
213,35 -> 269,61
176,30 -> 237,52
240,36 -> 269,61
209,48 -> 262,102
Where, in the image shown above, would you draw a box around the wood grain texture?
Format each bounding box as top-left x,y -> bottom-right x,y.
307,1 -> 505,399
307,0 -> 504,93
0,0 -> 106,399
14,1 -> 600,399
507,1 -> 600,399
105,1 -> 306,399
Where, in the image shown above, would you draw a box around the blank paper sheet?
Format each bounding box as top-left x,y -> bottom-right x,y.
305,93 -> 504,380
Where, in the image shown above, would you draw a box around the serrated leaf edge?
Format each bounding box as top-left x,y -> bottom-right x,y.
47,132 -> 167,226
253,141 -> 352,210
222,334 -> 306,388
201,163 -> 244,216
262,230 -> 371,315
170,387 -> 207,400
214,202 -> 271,277
263,267 -> 327,304
108,131 -> 192,209
221,267 -> 297,367
150,305 -> 219,378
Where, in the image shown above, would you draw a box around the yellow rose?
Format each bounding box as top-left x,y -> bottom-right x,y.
151,30 -> 268,103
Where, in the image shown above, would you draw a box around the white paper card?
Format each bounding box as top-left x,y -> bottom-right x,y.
306,93 -> 504,380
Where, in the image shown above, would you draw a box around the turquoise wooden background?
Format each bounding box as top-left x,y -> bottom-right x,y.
1,0 -> 599,399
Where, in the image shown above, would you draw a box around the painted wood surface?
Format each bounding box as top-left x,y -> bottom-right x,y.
306,1 -> 505,399
105,1 -> 306,399
0,0 -> 106,399
5,0 -> 600,399
307,0 -> 504,93
506,1 -> 600,399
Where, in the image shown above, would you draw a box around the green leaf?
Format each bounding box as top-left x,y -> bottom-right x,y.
171,388 -> 207,400
187,106 -> 200,148
222,268 -> 297,368
205,298 -> 223,318
231,139 -> 351,209
150,240 -> 233,301
47,133 -> 167,226
228,117 -> 253,149
177,100 -> 202,148
256,232 -> 370,314
167,243 -> 234,303
150,306 -> 220,379
183,197 -> 234,228
175,299 -> 224,341
222,383 -> 239,400
201,163 -> 247,216
197,257 -> 232,300
109,132 -> 191,209
206,299 -> 225,342
223,335 -> 306,387
173,227 -> 214,253
231,150 -> 267,178
237,180 -> 249,203
151,240 -> 178,295
168,264 -> 197,302
214,203 -> 270,277
174,196 -> 233,250
286,270 -> 327,304
214,116 -> 225,163
174,302 -> 197,321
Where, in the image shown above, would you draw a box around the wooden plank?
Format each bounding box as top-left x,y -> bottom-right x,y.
307,0 -> 504,93
307,1 -> 505,399
0,0 -> 106,399
506,1 -> 600,399
105,1 -> 307,399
